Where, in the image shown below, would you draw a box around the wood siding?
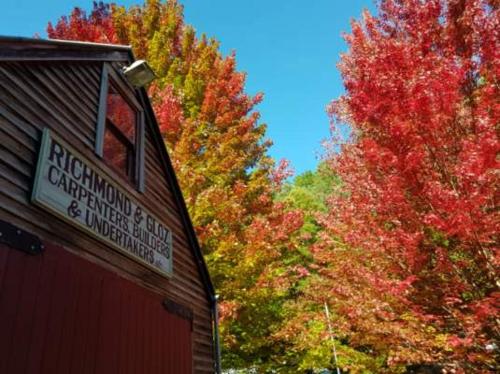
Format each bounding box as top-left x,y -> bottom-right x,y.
0,242 -> 193,374
0,59 -> 214,373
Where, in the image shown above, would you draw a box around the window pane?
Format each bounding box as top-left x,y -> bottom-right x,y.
107,85 -> 135,142
103,125 -> 128,177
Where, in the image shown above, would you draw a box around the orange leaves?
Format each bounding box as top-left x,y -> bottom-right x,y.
219,300 -> 240,323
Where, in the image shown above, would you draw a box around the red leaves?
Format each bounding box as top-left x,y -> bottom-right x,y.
394,275 -> 418,296
271,159 -> 294,187
470,292 -> 500,323
448,335 -> 473,349
149,83 -> 184,144
321,0 -> 499,369
47,2 -> 117,43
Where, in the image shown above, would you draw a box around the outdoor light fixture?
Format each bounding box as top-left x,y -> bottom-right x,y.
122,60 -> 156,87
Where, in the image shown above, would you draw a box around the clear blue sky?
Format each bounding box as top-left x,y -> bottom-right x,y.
0,0 -> 375,176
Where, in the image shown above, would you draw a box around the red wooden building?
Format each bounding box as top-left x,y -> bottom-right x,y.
0,36 -> 219,373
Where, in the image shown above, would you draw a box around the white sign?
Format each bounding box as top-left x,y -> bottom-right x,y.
32,129 -> 173,276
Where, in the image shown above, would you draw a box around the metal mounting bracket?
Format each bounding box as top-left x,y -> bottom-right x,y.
0,220 -> 43,255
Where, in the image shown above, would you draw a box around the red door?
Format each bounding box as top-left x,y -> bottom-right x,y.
0,242 -> 193,374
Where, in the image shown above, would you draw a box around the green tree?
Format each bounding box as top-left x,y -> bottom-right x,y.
274,166 -> 387,373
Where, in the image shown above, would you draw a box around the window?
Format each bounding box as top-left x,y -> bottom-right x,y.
96,63 -> 145,191
104,84 -> 136,182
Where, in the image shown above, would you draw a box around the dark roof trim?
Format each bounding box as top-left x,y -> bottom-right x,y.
0,35 -> 132,51
0,36 -> 131,62
0,35 -> 216,304
138,87 -> 216,303
126,57 -> 216,305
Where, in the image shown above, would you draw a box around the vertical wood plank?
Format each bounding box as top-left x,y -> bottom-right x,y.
6,251 -> 42,374
82,272 -> 104,374
0,248 -> 27,374
149,295 -> 158,372
143,293 -> 153,373
136,290 -> 146,373
56,262 -> 83,373
39,250 -> 74,374
158,300 -> 167,374
117,287 -> 129,374
95,276 -> 120,374
68,260 -> 94,374
0,244 -> 11,295
129,285 -> 140,374
25,246 -> 60,374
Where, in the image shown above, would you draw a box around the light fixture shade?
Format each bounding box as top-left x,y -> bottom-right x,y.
122,60 -> 156,87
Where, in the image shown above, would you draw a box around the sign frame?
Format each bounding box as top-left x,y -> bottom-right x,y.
32,128 -> 173,277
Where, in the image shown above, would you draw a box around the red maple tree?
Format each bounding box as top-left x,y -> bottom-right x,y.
316,0 -> 499,370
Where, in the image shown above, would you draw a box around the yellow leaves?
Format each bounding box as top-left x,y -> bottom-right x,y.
434,333 -> 454,352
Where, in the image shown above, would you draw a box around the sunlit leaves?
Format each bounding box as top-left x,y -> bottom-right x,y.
319,0 -> 499,371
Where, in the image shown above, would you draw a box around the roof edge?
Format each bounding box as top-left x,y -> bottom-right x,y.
0,35 -> 132,51
138,87 -> 216,303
